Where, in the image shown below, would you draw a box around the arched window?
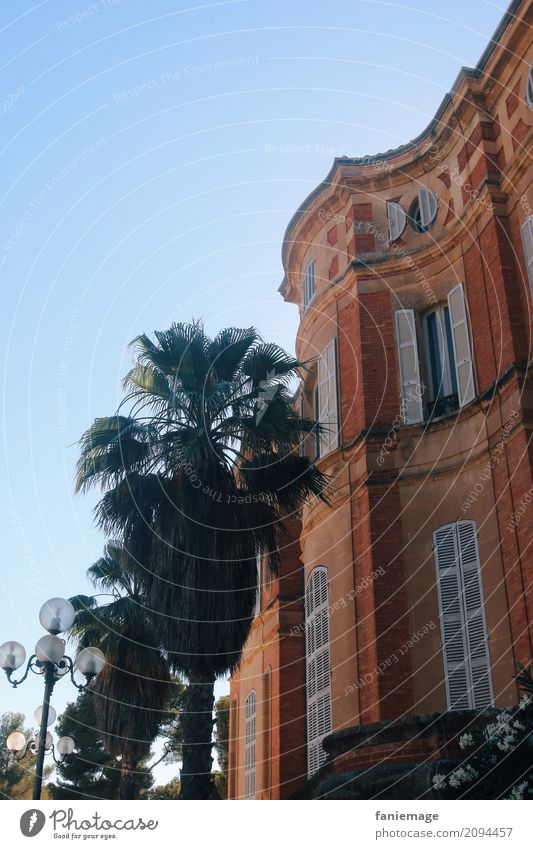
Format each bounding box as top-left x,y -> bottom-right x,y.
305,567 -> 332,777
244,690 -> 257,799
434,520 -> 493,710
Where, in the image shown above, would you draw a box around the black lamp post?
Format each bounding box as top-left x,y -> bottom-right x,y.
0,597 -> 106,801
7,729 -> 75,767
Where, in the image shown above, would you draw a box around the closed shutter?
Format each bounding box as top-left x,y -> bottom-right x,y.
394,309 -> 424,424
434,524 -> 470,709
447,283 -> 475,407
457,521 -> 493,708
303,260 -> 316,309
418,187 -> 439,229
387,201 -> 407,242
434,521 -> 492,711
527,64 -> 533,109
520,217 -> 533,299
317,339 -> 339,456
305,567 -> 332,777
244,690 -> 256,799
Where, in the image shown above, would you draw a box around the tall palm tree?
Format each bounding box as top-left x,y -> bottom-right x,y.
69,543 -> 173,799
76,323 -> 328,798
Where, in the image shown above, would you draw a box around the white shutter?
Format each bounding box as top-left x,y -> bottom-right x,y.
394,309 -> 424,424
434,524 -> 470,710
520,217 -> 533,299
317,339 -> 339,457
434,521 -> 492,711
303,260 -> 316,309
305,567 -> 332,777
387,201 -> 407,242
527,63 -> 533,109
418,187 -> 438,229
457,521 -> 493,708
447,283 -> 475,407
244,690 -> 257,799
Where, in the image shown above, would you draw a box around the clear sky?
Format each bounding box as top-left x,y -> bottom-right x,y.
0,0 -> 511,785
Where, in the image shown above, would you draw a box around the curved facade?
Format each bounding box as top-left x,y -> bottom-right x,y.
229,0 -> 533,798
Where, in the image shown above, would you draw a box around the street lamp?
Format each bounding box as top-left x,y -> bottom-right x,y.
6,730 -> 76,766
0,597 -> 105,800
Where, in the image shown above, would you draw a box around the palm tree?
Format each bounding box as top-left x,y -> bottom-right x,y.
69,543 -> 173,799
76,323 -> 328,798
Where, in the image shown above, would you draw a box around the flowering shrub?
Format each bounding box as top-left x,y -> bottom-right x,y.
432,694 -> 533,799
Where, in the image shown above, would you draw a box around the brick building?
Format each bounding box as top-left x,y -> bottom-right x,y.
228,0 -> 533,798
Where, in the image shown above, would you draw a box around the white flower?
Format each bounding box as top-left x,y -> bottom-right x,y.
507,781 -> 529,800
432,773 -> 446,790
518,694 -> 532,711
459,733 -> 474,749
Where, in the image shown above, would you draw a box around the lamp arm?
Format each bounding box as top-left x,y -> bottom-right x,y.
63,655 -> 92,691
6,655 -> 39,688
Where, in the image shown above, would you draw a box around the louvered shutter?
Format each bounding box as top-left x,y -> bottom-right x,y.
305,567 -> 332,777
527,64 -> 533,109
434,524 -> 470,709
418,187 -> 439,229
457,521 -> 493,708
394,309 -> 424,424
303,260 -> 316,309
317,339 -> 339,456
520,217 -> 533,299
244,690 -> 257,799
387,201 -> 407,242
434,522 -> 492,711
447,283 -> 475,407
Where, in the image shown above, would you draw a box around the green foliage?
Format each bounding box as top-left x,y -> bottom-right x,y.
214,695 -> 230,797
148,776 -> 181,799
76,322 -> 328,798
0,712 -> 40,800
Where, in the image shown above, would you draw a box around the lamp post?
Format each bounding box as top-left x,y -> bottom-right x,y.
0,597 -> 105,800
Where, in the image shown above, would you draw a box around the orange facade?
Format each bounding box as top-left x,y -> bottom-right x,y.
229,0 -> 533,799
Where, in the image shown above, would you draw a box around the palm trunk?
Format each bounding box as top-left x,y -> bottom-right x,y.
119,751 -> 138,800
180,672 -> 217,800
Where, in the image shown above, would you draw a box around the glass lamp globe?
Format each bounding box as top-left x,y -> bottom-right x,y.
6,731 -> 26,753
39,598 -> 75,635
35,635 -> 65,664
75,647 -> 105,677
0,641 -> 26,672
36,730 -> 53,751
57,736 -> 75,757
34,705 -> 57,727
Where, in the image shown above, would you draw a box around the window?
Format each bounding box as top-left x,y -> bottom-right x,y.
434,521 -> 493,710
305,567 -> 332,777
409,188 -> 439,232
520,216 -> 533,298
423,305 -> 459,418
387,201 -> 407,242
244,690 -> 257,799
394,284 -> 474,424
262,670 -> 271,798
317,339 -> 339,457
303,260 -> 316,309
527,63 -> 533,109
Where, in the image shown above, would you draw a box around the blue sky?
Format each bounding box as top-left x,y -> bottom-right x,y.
0,0 -> 511,784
